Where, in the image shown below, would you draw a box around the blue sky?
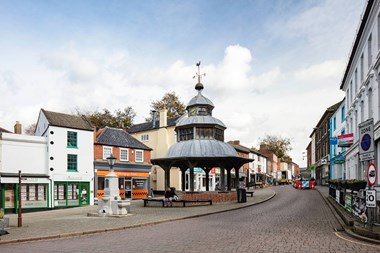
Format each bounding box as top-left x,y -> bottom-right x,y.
0,0 -> 367,165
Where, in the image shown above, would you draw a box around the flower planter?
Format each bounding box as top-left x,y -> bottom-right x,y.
347,182 -> 367,192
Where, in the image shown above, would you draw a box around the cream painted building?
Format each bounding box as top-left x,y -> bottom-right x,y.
128,108 -> 182,191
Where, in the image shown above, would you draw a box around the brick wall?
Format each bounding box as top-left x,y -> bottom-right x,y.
181,192 -> 237,203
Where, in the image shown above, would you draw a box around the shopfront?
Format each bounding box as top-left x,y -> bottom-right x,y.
96,170 -> 149,200
185,167 -> 216,192
52,174 -> 93,208
53,182 -> 89,207
0,175 -> 50,213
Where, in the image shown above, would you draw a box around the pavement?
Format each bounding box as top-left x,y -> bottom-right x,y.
0,187 -> 275,245
1,186 -> 379,246
315,185 -> 380,244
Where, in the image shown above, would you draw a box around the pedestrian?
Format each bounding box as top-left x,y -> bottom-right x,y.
164,187 -> 178,207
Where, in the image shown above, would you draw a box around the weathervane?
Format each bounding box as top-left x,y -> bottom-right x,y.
193,61 -> 206,83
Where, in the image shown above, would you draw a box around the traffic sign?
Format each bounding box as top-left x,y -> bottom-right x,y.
368,163 -> 377,186
359,118 -> 375,161
366,190 -> 376,208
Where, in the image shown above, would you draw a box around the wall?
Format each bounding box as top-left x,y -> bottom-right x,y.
0,133 -> 47,174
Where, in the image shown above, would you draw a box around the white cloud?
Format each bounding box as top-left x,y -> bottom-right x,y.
294,59 -> 345,83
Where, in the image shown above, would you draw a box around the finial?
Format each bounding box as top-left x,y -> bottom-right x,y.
193,61 -> 206,87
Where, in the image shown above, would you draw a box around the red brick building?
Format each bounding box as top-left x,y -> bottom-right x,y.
94,127 -> 152,200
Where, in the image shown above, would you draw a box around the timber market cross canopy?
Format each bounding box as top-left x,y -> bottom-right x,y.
151,63 -> 253,192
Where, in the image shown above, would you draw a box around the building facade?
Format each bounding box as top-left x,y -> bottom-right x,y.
94,127 -> 152,200
330,99 -> 347,180
340,0 -> 380,185
0,130 -> 48,213
128,108 -> 180,192
35,109 -> 95,208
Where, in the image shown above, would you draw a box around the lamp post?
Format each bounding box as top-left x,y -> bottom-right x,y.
106,154 -> 116,172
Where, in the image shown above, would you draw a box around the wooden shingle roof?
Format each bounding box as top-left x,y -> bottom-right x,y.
42,109 -> 93,131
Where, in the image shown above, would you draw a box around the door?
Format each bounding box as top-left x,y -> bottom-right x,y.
125,178 -> 132,199
80,184 -> 89,205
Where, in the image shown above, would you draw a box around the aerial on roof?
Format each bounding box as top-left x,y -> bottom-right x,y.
42,109 -> 93,131
96,127 -> 152,150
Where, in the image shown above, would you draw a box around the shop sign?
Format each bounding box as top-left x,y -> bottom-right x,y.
337,133 -> 354,147
334,153 -> 345,164
330,137 -> 337,145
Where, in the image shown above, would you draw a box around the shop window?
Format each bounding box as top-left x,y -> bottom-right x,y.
54,183 -> 67,206
67,154 -> 78,171
67,131 -> 77,148
67,183 -> 79,205
98,177 -> 105,190
21,184 -> 47,208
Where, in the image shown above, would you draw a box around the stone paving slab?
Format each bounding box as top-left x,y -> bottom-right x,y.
0,188 -> 275,244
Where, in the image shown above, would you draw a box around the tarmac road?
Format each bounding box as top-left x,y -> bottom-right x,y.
1,185 -> 379,253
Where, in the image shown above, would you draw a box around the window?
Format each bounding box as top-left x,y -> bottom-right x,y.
360,54 -> 364,83
354,69 -> 358,94
333,117 -> 336,131
135,150 -> 143,162
141,134 -> 149,141
341,105 -> 345,123
178,128 -> 194,141
368,34 -> 372,68
67,154 -> 78,171
67,131 -> 77,148
195,127 -> 213,140
215,128 -> 224,141
120,148 -> 129,161
103,146 -> 112,160
368,88 -> 373,118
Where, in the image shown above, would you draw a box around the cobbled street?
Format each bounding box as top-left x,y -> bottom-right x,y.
1,186 -> 379,253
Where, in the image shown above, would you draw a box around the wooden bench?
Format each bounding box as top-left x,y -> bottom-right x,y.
143,198 -> 164,207
246,191 -> 254,197
143,198 -> 212,207
173,199 -> 212,207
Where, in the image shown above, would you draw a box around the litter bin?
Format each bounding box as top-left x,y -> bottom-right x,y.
237,188 -> 247,203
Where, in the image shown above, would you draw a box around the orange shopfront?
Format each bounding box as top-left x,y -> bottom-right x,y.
96,170 -> 149,200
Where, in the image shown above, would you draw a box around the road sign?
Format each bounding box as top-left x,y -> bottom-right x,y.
368,163 -> 377,186
359,118 -> 374,161
366,190 -> 376,208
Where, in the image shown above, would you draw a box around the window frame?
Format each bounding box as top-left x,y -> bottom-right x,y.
135,149 -> 144,163
120,148 -> 129,162
67,154 -> 78,172
103,146 -> 113,160
67,131 -> 78,148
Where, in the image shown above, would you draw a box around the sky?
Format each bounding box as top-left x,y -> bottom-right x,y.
0,0 -> 367,166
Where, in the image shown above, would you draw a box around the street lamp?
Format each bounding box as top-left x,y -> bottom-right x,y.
106,154 -> 116,172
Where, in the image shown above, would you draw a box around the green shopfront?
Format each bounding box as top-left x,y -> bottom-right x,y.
0,175 -> 50,214
53,182 -> 90,207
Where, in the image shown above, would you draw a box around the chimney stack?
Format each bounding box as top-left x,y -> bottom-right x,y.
14,121 -> 22,134
152,110 -> 157,128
